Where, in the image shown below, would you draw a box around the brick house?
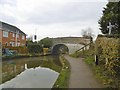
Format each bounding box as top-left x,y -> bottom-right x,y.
0,28 -> 1,55
0,21 -> 26,47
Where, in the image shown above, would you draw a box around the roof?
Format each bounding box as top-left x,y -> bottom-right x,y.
0,21 -> 26,35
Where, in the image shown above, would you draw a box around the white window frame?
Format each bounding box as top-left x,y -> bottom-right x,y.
17,42 -> 20,46
17,34 -> 19,38
22,35 -> 25,40
13,33 -> 15,37
3,31 -> 8,37
10,42 -> 15,46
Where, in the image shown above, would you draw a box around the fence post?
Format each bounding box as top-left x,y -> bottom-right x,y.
95,55 -> 99,65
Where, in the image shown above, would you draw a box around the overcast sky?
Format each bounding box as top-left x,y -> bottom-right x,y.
0,0 -> 108,40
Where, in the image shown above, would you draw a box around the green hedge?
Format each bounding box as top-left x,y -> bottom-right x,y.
98,34 -> 120,38
95,36 -> 120,88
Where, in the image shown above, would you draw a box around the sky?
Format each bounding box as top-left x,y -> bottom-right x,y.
0,0 -> 108,40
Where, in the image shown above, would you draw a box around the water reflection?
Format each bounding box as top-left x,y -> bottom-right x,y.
1,66 -> 59,88
2,55 -> 62,88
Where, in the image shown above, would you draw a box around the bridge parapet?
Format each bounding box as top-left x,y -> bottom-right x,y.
51,37 -> 91,45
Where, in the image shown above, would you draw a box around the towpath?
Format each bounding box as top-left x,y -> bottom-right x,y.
65,55 -> 102,88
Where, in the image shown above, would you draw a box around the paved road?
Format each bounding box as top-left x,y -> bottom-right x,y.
65,55 -> 102,88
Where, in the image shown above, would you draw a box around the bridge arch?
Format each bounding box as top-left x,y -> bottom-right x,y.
52,44 -> 69,55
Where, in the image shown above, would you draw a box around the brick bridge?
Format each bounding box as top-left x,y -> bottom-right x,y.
50,37 -> 91,55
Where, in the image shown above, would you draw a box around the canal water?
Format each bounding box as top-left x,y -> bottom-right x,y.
1,55 -> 62,88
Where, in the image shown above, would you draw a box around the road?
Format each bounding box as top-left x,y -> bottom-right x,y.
65,55 -> 103,88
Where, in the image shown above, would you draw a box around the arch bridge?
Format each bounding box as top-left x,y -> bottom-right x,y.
51,37 -> 92,55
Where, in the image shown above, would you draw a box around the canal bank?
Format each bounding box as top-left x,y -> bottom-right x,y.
53,55 -> 71,88
2,53 -> 51,61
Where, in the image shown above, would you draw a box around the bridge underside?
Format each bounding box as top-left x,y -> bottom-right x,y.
51,37 -> 91,55
52,44 -> 69,55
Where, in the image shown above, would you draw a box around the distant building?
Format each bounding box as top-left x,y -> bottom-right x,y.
0,21 -> 26,46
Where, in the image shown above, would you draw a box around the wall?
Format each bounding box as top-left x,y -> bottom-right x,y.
2,30 -> 26,46
1,21 -> 26,46
0,29 -> 2,44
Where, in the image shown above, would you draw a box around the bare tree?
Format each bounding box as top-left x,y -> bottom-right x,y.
81,27 -> 95,38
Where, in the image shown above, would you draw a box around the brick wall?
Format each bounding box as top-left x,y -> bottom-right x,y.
2,30 -> 26,46
0,30 -> 2,44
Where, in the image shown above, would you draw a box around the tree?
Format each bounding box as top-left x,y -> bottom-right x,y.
98,2 -> 120,35
27,41 -> 42,54
81,27 -> 95,39
38,37 -> 53,48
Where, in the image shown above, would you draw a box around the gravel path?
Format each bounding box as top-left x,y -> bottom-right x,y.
65,55 -> 102,88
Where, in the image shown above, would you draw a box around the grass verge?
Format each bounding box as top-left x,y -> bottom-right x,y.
71,49 -> 120,89
52,55 -> 71,88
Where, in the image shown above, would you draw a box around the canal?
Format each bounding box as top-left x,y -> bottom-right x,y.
1,55 -> 62,88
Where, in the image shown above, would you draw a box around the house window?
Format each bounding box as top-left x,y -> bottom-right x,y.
3,31 -> 8,37
17,42 -> 20,46
13,33 -> 15,37
22,35 -> 25,40
10,42 -> 15,46
5,43 -> 8,46
16,34 -> 19,38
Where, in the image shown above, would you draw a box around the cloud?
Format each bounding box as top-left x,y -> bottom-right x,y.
0,0 -> 17,6
21,2 -> 106,25
1,0 -> 107,24
0,0 -> 108,40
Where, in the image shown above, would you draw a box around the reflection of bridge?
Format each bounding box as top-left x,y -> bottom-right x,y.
51,37 -> 91,55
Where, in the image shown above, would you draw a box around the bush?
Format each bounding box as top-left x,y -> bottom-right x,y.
3,46 -> 29,54
95,36 -> 120,88
27,43 -> 42,54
